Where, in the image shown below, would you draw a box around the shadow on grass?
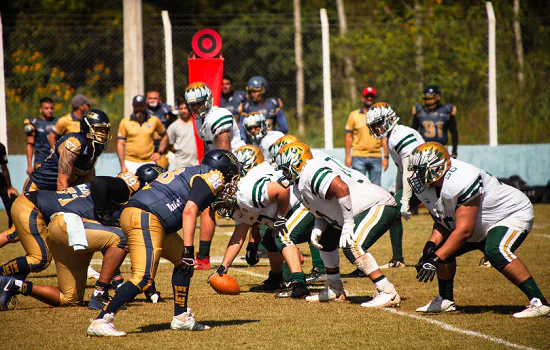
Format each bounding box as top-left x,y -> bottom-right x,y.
346,295 -> 409,305
458,305 -> 525,315
136,319 -> 259,333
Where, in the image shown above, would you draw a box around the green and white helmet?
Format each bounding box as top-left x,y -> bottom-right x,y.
366,102 -> 399,139
407,142 -> 451,194
184,82 -> 213,119
243,112 -> 268,143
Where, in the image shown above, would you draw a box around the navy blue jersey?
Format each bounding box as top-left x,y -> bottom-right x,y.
24,117 -> 57,166
127,165 -> 224,233
29,132 -> 105,191
241,97 -> 284,131
150,103 -> 172,151
221,91 -> 246,117
412,103 -> 456,145
32,183 -> 90,224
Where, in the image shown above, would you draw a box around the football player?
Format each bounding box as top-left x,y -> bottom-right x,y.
409,142 -> 549,318
243,112 -> 285,161
185,82 -> 245,270
86,149 -> 240,336
24,97 -> 57,175
412,85 -> 458,158
220,75 -> 247,118
147,90 -> 173,170
239,76 -> 288,142
275,142 -> 401,307
366,102 -> 425,268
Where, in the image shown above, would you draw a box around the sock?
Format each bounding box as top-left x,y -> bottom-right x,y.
94,281 -> 111,294
1,257 -> 30,279
7,231 -> 19,243
21,281 -> 33,296
111,274 -> 124,288
282,263 -> 291,282
172,266 -> 192,317
197,240 -> 211,259
438,278 -> 454,301
518,277 -> 547,305
309,245 -> 325,272
290,272 -> 306,284
373,275 -> 390,291
389,221 -> 403,261
98,282 -> 140,318
326,272 -> 341,282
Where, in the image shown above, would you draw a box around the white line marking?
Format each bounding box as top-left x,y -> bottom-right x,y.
532,234 -> 550,238
383,308 -> 539,350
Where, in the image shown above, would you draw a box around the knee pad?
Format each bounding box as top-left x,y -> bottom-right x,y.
354,252 -> 379,276
319,249 -> 340,269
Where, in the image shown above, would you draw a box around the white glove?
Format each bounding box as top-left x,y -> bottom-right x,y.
310,228 -> 324,249
339,221 -> 355,248
400,202 -> 412,221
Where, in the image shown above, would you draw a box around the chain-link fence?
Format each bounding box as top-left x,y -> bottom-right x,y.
4,11 -> 550,154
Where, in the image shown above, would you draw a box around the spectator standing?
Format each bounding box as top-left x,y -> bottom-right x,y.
24,97 -> 57,175
147,90 -> 173,170
167,97 -> 200,168
117,95 -> 168,174
344,87 -> 388,186
220,75 -> 246,119
412,84 -> 458,158
48,94 -> 94,147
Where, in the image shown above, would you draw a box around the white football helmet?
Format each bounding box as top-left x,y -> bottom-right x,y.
407,142 -> 451,194
243,112 -> 268,143
366,102 -> 399,139
184,82 -> 213,119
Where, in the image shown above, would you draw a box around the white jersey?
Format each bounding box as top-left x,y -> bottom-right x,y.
415,158 -> 534,242
234,162 -> 300,227
254,130 -> 285,163
197,106 -> 245,152
388,125 -> 424,171
295,157 -> 395,228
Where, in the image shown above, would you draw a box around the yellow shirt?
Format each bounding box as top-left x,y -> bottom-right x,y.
118,113 -> 166,162
345,107 -> 382,158
53,112 -> 81,137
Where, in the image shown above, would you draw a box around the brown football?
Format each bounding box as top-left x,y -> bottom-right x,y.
209,274 -> 241,295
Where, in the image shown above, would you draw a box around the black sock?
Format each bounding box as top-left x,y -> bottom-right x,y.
98,282 -> 140,318
172,266 -> 192,316
197,240 -> 211,260
94,281 -> 111,293
21,281 -> 33,296
438,278 -> 454,301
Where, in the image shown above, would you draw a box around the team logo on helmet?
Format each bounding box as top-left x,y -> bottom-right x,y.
235,145 -> 264,177
407,142 -> 451,194
366,102 -> 399,139
268,134 -> 300,162
274,142 -> 312,188
185,82 -> 213,119
81,109 -> 111,145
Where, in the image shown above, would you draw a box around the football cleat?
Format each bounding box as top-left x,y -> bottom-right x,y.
250,271 -> 286,292
194,255 -> 211,270
144,282 -> 163,304
88,291 -> 110,310
276,281 -> 310,299
0,276 -> 19,311
416,295 -> 457,313
171,308 -> 211,331
361,285 -> 401,308
305,267 -> 327,284
513,298 -> 550,318
380,259 -> 406,269
86,313 -> 127,337
87,266 -> 101,280
305,280 -> 347,302
342,268 -> 367,278
478,256 -> 492,268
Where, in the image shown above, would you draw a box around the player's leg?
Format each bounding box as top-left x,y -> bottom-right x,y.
195,208 -> 215,270
382,190 -> 406,268
484,224 -> 549,318
250,228 -> 287,292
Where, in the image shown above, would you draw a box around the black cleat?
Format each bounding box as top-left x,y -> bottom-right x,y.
276,281 -> 310,299
88,291 -> 110,310
305,267 -> 327,284
250,271 -> 286,292
341,268 -> 367,278
144,282 -> 163,303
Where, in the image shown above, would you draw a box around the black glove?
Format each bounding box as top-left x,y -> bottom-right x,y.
207,264 -> 228,283
95,210 -> 120,227
416,241 -> 437,273
416,253 -> 441,283
272,214 -> 288,238
179,246 -> 195,273
245,242 -> 260,266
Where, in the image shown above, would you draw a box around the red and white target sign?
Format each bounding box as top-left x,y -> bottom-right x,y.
192,29 -> 222,58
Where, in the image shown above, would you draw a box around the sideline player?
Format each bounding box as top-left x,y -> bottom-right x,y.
24,97 -> 57,175
408,142 -> 549,318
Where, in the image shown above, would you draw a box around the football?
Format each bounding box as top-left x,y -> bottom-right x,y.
209,273 -> 241,295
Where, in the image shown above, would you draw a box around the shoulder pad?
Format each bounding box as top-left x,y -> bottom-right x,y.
118,172 -> 141,195
63,136 -> 83,154
197,170 -> 225,195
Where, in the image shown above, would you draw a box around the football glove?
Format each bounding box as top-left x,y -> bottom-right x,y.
245,242 -> 260,266
310,228 -> 323,249
272,214 -> 288,238
207,265 -> 228,283
400,202 -> 412,221
416,253 -> 441,283
179,246 -> 195,273
95,210 -> 120,227
416,241 -> 437,273
339,221 -> 355,248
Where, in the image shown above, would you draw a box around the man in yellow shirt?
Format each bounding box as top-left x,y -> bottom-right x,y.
117,95 -> 168,173
48,94 -> 94,147
344,87 -> 388,186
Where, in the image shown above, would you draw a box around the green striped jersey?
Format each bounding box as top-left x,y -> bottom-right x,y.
388,124 -> 424,171
197,106 -> 245,152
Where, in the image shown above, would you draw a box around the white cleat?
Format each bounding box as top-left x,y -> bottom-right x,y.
171,308 -> 211,331
416,295 -> 457,313
87,266 -> 101,280
305,280 -> 347,302
513,298 -> 550,318
361,286 -> 401,308
86,313 -> 126,337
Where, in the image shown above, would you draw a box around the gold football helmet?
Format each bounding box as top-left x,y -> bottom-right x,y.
407,142 -> 451,193
275,142 -> 313,188
366,102 -> 399,139
269,134 -> 301,162
234,145 -> 264,177
184,82 -> 213,119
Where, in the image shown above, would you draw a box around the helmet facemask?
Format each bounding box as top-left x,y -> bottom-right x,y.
185,83 -> 213,120
244,114 -> 268,143
211,182 -> 239,218
84,117 -> 111,146
366,102 -> 398,139
274,142 -> 311,189
407,142 -> 451,194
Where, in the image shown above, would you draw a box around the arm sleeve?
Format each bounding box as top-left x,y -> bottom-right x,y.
449,113 -> 458,155
275,108 -> 289,134
189,177 -> 216,212
90,176 -> 131,214
24,119 -> 35,136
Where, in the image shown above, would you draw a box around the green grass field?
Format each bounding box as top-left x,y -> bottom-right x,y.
1,206 -> 549,349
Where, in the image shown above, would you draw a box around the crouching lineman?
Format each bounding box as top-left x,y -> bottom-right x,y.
366,102 -> 425,268
275,142 -> 401,308
409,142 -> 549,318
86,149 -> 240,337
210,145 -> 312,298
